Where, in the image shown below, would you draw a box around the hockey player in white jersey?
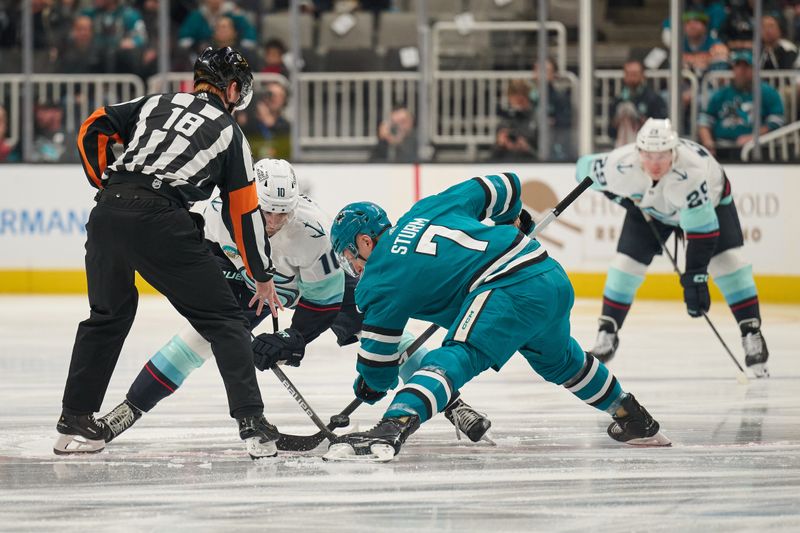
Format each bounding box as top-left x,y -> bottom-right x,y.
579,118 -> 768,377
98,159 -> 492,454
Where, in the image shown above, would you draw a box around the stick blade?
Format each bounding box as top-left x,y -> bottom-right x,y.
276,431 -> 327,451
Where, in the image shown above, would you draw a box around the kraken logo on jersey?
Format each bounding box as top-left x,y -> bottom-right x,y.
273,271 -> 300,307
303,220 -> 326,239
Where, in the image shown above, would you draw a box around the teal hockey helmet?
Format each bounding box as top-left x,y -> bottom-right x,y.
330,201 -> 392,277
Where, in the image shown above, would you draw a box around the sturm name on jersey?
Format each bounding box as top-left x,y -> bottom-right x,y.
391,218 -> 430,255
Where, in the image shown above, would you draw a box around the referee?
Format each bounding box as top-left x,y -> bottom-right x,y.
55,47 -> 283,459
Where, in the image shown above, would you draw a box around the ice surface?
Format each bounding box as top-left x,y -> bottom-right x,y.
1,296 -> 799,532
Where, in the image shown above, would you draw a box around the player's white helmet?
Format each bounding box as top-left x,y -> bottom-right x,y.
254,158 -> 299,213
636,118 -> 678,153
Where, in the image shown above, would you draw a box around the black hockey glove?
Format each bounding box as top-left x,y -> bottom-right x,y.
518,208 -> 535,235
602,191 -> 637,213
353,375 -> 387,405
680,271 -> 710,318
252,328 -> 305,371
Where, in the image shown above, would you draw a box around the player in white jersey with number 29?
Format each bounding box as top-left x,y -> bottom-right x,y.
578,118 -> 768,377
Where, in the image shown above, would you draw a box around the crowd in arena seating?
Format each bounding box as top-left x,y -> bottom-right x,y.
0,0 -> 799,163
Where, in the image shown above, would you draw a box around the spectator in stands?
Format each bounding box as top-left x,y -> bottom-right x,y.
24,99 -> 78,163
760,12 -> 798,69
0,105 -> 15,163
609,59 -> 668,147
240,82 -> 292,160
0,0 -> 72,71
58,15 -> 103,74
178,0 -> 257,56
82,0 -> 148,73
370,105 -> 417,163
683,10 -> 727,78
530,57 -> 573,160
492,80 -> 536,161
719,0 -> 755,50
698,49 -> 785,158
137,0 -> 168,78
661,1 -> 727,45
261,39 -> 289,78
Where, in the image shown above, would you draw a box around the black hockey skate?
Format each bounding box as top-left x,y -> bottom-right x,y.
238,414 -> 280,460
587,317 -> 619,363
98,399 -> 143,443
53,412 -> 109,455
323,415 -> 420,462
741,319 -> 769,378
607,394 -> 671,446
444,398 -> 494,445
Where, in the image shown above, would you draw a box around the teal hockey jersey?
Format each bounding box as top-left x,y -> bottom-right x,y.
354,172 -> 556,390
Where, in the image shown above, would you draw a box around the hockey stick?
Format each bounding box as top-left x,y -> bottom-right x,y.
267,316 -> 339,443
640,213 -> 749,384
276,322 -> 440,451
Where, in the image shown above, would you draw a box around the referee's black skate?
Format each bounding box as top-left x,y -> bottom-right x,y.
587,317 -> 619,363
324,415 -> 420,462
53,412 -> 109,455
444,398 -> 495,445
238,414 -> 279,459
741,319 -> 769,378
99,399 -> 143,443
607,394 -> 671,446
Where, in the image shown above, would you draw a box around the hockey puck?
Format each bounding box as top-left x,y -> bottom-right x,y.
329,414 -> 350,428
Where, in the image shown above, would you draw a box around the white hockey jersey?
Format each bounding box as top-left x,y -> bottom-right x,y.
203,194 -> 345,308
577,139 -> 730,234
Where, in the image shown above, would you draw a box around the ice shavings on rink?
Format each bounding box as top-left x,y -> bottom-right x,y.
1,296 -> 799,532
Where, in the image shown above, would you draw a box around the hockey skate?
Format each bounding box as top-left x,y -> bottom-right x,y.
587,318 -> 619,363
444,398 -> 495,445
607,394 -> 671,446
98,400 -> 143,443
741,320 -> 769,378
238,414 -> 280,460
53,412 -> 109,455
323,415 -> 420,462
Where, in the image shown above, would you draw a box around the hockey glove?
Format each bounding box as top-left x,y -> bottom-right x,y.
353,375 -> 387,405
252,328 -> 305,370
602,191 -> 637,213
518,208 -> 535,235
680,271 -> 710,318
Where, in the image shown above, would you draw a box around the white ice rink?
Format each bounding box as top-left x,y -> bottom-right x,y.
1,295 -> 799,532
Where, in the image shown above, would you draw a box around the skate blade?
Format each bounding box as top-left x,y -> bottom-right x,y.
480,431 -> 497,446
322,443 -> 395,463
748,363 -> 769,379
245,437 -> 277,460
624,431 -> 672,447
53,434 -> 106,455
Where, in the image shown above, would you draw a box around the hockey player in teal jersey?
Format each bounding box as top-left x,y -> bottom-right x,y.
323,172 -> 670,462
96,159 -> 493,451
578,118 -> 769,377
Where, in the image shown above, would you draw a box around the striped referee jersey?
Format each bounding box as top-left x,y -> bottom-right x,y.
76,91 -> 273,282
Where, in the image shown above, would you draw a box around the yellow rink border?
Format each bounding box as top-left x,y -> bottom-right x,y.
1,270 -> 799,303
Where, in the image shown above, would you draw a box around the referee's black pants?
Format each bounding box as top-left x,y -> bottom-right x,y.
62,186 -> 264,419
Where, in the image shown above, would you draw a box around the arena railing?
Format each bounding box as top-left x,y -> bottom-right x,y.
740,120 -> 800,162
594,69 -> 699,147
296,71 -> 419,147
0,74 -> 144,155
429,70 -> 578,157
146,72 -> 290,97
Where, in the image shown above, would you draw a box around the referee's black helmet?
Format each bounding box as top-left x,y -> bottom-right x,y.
193,46 -> 254,111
